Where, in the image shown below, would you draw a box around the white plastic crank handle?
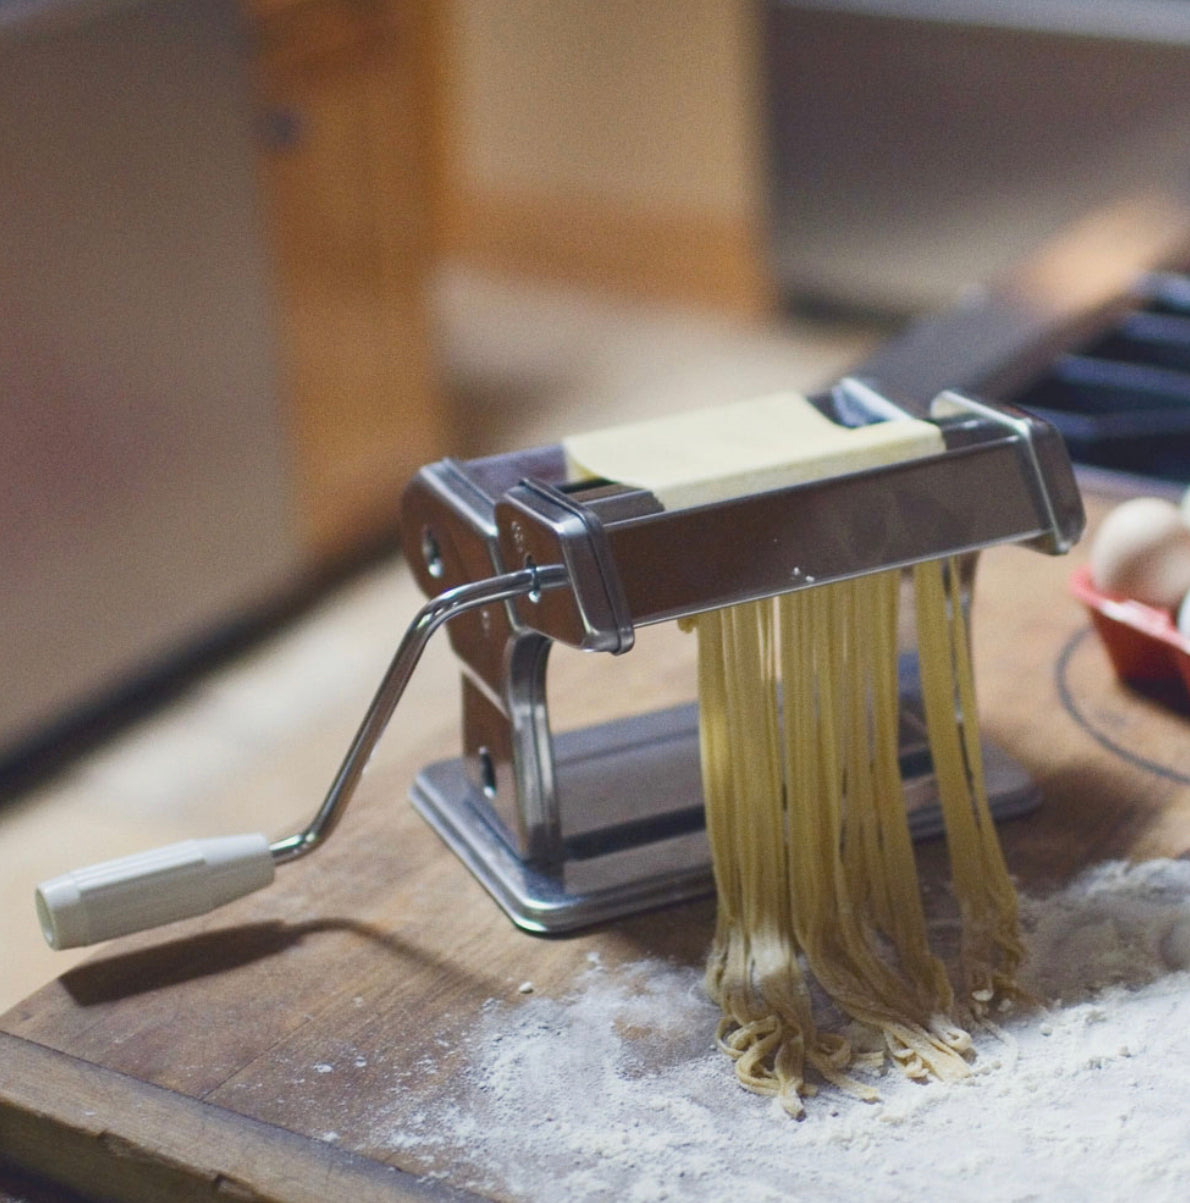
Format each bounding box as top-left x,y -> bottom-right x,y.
34,835 -> 275,950
33,564 -> 567,952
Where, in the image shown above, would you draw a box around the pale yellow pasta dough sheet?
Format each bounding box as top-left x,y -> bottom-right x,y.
562,392 -> 945,510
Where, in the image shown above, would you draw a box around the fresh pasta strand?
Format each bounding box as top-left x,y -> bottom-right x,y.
694,556 -> 1022,1108
913,558 -> 1025,1011
780,579 -> 972,1079
697,602 -> 876,1115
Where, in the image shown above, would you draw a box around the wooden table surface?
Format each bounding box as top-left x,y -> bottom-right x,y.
4,491 -> 1190,1203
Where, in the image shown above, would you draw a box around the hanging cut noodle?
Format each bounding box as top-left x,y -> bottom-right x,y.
697,601 -> 877,1116
693,558 -> 1018,1113
563,394 -> 1021,1111
913,559 -> 1025,1009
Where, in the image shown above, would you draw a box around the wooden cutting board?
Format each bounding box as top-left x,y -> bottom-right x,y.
4,493 -> 1190,1202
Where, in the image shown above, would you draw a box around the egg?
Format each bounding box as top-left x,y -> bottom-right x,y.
1179,590 -> 1190,638
1090,496 -> 1190,609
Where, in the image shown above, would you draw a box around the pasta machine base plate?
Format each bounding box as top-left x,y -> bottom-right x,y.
409,700 -> 1038,934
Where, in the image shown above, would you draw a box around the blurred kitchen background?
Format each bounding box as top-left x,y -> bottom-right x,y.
5,0 -> 1190,1005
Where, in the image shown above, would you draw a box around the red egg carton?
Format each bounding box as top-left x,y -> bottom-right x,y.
1070,565 -> 1190,693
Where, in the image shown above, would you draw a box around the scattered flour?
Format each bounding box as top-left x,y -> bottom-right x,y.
372,860 -> 1190,1202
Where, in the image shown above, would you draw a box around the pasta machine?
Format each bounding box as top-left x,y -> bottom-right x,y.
34,378 -> 1083,948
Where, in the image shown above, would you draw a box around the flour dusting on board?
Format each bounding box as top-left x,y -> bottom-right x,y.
373,861 -> 1190,1202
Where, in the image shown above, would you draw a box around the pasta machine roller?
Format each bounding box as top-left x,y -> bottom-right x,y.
35,378 -> 1083,949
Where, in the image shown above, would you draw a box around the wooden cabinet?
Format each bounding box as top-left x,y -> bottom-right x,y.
0,0 -> 446,766
252,0 -> 445,559
440,0 -> 771,314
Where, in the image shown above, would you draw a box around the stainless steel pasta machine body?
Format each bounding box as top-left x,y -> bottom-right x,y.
399,381 -> 1084,932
